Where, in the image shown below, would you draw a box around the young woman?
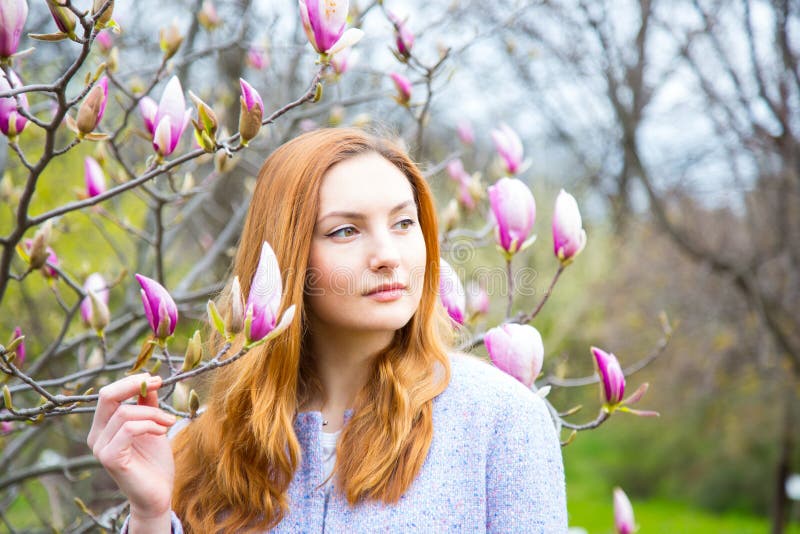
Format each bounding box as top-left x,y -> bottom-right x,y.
87,128 -> 567,533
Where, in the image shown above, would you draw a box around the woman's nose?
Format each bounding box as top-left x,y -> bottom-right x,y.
368,232 -> 401,271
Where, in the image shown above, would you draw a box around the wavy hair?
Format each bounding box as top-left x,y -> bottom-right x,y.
171,128 -> 453,532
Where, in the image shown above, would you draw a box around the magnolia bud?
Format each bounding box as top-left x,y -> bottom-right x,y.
207,300 -> 225,335
224,276 -> 244,336
188,389 -> 200,417
107,47 -> 119,73
172,382 -> 189,411
441,199 -> 460,232
159,23 -> 183,59
76,78 -> 108,135
46,0 -> 76,38
88,290 -> 110,334
24,220 -> 53,269
92,0 -> 114,27
181,330 -> 203,371
27,235 -> 49,269
197,1 -> 221,30
188,91 -> 218,152
238,79 -> 263,145
2,385 -> 12,410
155,299 -> 173,340
239,98 -> 263,146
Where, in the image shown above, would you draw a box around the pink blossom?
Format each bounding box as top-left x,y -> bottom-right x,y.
592,346 -> 625,405
84,157 -> 106,198
390,72 -> 412,105
457,120 -> 474,145
487,177 -> 536,256
613,487 -> 636,534
80,273 -> 110,327
491,123 -> 524,174
0,68 -> 28,138
298,0 -> 363,56
485,323 -> 544,388
0,0 -> 28,58
552,189 -> 587,264
151,76 -> 191,157
135,274 -> 178,340
439,258 -> 466,325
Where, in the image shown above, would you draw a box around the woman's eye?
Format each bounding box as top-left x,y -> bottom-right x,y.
395,218 -> 415,230
329,226 -> 356,238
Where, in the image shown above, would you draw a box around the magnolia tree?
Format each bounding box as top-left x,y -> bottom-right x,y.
0,0 -> 670,531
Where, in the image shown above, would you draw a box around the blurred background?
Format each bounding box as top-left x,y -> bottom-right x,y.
1,0 -> 799,532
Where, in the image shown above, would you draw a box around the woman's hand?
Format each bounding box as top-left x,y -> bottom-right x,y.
87,373 -> 177,531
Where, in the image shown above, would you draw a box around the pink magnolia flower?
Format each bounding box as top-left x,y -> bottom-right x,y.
613,487 -> 636,534
11,326 -> 25,366
488,177 -> 536,256
80,273 -> 109,327
197,0 -> 221,30
388,11 -> 414,57
95,30 -> 113,53
446,159 -> 469,185
458,182 -> 476,210
439,258 -> 466,325
485,323 -> 544,388
84,157 -> 106,198
245,241 -> 294,342
41,246 -> 58,279
298,0 -> 363,56
330,48 -> 355,76
592,346 -> 625,406
466,280 -> 489,316
135,273 -> 178,340
23,239 -> 59,279
491,123 -> 524,174
246,47 -> 268,70
0,0 -> 28,58
552,189 -> 587,264
390,72 -> 412,105
457,120 -> 474,145
151,76 -> 191,157
0,68 -> 28,138
138,96 -> 158,135
0,411 -> 13,434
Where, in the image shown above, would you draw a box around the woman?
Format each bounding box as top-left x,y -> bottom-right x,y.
87,128 -> 567,533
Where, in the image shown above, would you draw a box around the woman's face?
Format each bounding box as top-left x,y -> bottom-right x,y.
305,152 -> 427,336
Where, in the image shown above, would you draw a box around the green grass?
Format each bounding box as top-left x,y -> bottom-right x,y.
564,429 -> 800,533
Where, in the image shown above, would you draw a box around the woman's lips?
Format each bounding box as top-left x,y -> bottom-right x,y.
365,286 -> 406,302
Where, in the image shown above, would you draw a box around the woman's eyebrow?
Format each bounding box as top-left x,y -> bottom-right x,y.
318,199 -> 415,223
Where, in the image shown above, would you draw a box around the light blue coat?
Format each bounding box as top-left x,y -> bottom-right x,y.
122,354 -> 567,533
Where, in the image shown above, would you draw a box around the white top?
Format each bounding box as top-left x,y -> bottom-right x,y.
320,429 -> 341,486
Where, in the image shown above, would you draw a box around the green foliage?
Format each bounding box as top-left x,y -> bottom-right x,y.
565,429 -> 800,532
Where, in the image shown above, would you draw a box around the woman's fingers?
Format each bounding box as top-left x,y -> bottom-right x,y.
91,404 -> 176,457
93,419 -> 170,471
88,373 -> 161,449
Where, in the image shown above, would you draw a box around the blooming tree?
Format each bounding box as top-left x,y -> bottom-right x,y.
0,0 -> 668,530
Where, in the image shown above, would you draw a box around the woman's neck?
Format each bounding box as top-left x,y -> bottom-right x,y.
304,323 -> 394,431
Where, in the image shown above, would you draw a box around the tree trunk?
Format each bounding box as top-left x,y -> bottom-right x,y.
771,386 -> 796,533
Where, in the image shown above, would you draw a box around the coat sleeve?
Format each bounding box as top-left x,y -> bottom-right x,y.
485,390 -> 568,533
119,511 -> 184,534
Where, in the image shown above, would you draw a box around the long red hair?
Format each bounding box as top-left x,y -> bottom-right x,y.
171,128 -> 453,532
